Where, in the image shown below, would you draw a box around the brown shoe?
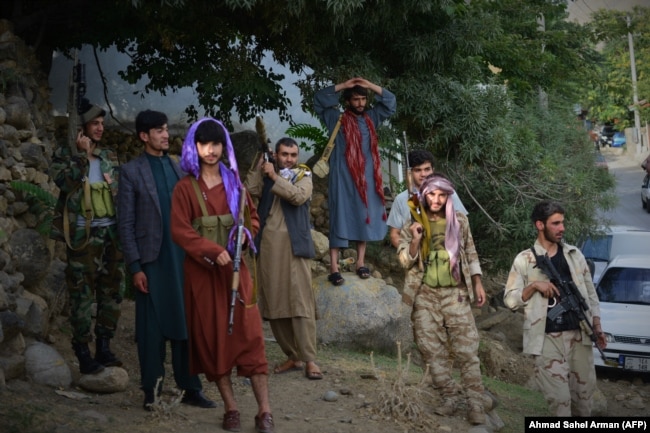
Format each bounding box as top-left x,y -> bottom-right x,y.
468,406 -> 486,425
254,412 -> 274,433
434,398 -> 456,417
222,410 -> 241,432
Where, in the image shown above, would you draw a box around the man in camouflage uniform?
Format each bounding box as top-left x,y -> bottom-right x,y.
504,201 -> 606,416
397,174 -> 487,425
51,99 -> 124,375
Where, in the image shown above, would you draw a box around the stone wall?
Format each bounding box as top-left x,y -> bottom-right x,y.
0,20 -> 68,385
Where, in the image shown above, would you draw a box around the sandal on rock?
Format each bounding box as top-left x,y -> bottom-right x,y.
328,272 -> 345,286
356,266 -> 370,279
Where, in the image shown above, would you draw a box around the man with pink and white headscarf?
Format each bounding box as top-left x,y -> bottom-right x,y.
397,173 -> 488,426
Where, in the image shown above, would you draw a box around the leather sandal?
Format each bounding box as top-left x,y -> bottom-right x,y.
327,272 -> 345,286
356,266 -> 370,279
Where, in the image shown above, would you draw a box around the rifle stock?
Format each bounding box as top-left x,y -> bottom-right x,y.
251,115 -> 274,172
227,186 -> 248,335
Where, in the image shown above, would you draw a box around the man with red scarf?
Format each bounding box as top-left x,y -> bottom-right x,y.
314,77 -> 396,286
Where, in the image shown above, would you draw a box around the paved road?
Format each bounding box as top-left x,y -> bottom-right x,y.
600,149 -> 650,230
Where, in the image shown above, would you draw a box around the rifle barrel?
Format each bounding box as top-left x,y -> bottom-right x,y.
227,187 -> 248,335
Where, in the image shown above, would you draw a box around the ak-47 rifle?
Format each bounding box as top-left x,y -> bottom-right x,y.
531,248 -> 618,367
67,49 -> 86,149
402,131 -> 424,269
401,131 -> 419,211
251,115 -> 274,173
228,186 -> 249,335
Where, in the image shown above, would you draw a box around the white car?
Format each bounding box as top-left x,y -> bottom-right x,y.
593,255 -> 650,371
642,174 -> 650,212
578,225 -> 650,283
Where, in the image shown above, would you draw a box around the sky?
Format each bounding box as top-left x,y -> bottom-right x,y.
47,46 -> 317,140
567,0 -> 648,23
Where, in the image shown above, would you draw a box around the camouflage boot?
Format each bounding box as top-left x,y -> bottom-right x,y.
467,399 -> 486,425
434,396 -> 457,417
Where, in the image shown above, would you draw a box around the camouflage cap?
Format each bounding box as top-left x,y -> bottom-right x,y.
78,99 -> 106,125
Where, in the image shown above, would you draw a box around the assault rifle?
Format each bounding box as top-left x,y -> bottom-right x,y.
251,115 -> 274,173
531,248 -> 617,367
67,49 -> 86,149
401,131 -> 419,211
228,186 -> 248,335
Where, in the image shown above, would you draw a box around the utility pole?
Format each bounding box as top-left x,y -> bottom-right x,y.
538,13 -> 548,110
627,15 -> 642,154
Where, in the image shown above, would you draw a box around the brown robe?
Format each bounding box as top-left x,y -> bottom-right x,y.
171,175 -> 266,381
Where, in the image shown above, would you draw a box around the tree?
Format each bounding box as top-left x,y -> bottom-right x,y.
1,0 -> 614,272
585,6 -> 650,127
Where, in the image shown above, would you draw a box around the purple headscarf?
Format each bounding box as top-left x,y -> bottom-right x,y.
419,174 -> 460,282
180,117 -> 256,255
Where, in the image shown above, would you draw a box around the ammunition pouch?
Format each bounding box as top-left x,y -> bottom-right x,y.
192,214 -> 233,246
422,249 -> 458,288
82,181 -> 115,218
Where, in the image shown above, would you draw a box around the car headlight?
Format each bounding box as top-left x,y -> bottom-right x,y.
603,333 -> 615,343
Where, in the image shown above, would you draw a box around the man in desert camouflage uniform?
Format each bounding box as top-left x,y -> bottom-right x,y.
397,174 -> 487,425
51,99 -> 124,375
504,201 -> 606,416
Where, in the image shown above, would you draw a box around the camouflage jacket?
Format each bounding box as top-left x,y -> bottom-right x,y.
50,144 -> 120,219
397,212 -> 482,306
503,240 -> 600,355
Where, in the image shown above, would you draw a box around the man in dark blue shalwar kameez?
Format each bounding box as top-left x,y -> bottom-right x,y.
117,110 -> 216,411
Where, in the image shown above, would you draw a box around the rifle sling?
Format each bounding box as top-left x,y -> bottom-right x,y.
319,114 -> 342,163
191,178 -> 258,305
63,179 -> 93,251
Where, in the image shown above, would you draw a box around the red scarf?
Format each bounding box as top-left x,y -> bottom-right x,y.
341,109 -> 386,224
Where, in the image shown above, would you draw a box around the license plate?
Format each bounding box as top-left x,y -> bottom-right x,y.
620,356 -> 650,371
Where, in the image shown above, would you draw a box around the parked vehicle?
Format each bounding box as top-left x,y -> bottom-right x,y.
642,174 -> 650,212
593,255 -> 650,371
578,225 -> 650,283
598,125 -> 616,148
612,131 -> 626,147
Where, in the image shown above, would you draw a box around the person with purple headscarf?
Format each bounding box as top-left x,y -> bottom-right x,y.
397,173 -> 489,426
170,118 -> 274,433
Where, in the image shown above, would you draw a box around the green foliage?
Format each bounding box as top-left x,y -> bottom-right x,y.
584,6 -> 650,125
285,123 -> 328,155
438,93 -> 616,271
10,181 -> 57,237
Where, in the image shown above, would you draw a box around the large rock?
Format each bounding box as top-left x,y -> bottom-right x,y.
78,367 -> 129,393
24,341 -> 71,387
313,273 -> 412,354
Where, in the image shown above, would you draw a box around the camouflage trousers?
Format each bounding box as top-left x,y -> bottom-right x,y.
66,224 -> 124,344
412,285 -> 484,405
534,330 -> 596,416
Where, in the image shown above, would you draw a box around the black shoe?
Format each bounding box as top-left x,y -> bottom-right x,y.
181,390 -> 217,408
72,342 -> 105,375
143,389 -> 155,411
95,338 -> 123,367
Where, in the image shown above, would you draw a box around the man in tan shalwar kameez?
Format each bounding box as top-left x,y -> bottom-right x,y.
246,137 -> 323,380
